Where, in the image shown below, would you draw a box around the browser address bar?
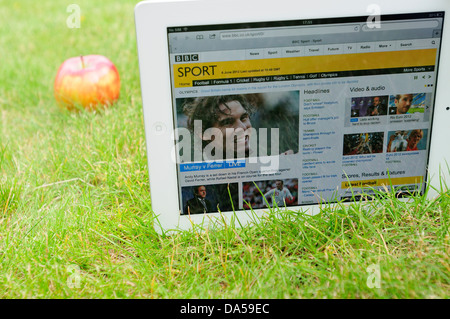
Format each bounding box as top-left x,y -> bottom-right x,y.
220,24 -> 361,40
361,20 -> 439,31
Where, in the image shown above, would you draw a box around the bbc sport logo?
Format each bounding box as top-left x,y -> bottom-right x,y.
175,54 -> 199,62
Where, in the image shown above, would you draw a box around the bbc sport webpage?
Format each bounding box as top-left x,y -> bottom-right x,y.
167,12 -> 444,215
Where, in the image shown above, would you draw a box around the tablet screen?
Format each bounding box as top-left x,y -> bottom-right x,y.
166,12 -> 444,215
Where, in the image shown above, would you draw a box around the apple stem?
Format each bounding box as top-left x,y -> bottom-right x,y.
80,55 -> 85,69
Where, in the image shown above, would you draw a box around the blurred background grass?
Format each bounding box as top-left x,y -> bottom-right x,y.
0,0 -> 152,297
0,0 -> 448,299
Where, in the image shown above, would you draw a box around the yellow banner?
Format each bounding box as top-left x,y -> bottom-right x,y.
341,176 -> 423,189
174,49 -> 437,88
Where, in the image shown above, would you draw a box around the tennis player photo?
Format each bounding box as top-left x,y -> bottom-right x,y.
175,91 -> 300,162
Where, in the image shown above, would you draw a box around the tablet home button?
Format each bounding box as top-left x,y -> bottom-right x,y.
153,122 -> 167,135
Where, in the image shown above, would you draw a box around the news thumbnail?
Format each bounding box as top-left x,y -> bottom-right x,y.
181,183 -> 238,215
343,132 -> 384,156
386,129 -> 427,152
351,95 -> 389,117
175,91 -> 300,162
243,179 -> 298,209
387,93 -> 428,115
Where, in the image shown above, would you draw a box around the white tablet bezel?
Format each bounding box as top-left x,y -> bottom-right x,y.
135,0 -> 450,233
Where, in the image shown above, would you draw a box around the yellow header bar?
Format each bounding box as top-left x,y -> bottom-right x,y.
173,49 -> 437,88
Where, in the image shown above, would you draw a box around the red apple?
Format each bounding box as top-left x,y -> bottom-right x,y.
54,55 -> 120,111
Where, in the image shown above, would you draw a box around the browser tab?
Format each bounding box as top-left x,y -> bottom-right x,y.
264,48 -> 282,59
343,44 -> 356,53
398,41 -> 414,48
282,47 -> 303,57
374,41 -> 396,51
324,44 -> 343,55
304,45 -> 323,56
357,42 -> 374,53
245,49 -> 265,59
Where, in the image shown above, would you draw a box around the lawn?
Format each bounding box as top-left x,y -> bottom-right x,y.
0,0 -> 449,299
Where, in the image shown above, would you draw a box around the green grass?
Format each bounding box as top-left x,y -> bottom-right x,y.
409,107 -> 425,113
0,0 -> 449,298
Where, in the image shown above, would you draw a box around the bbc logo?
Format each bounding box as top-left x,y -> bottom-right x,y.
175,54 -> 199,62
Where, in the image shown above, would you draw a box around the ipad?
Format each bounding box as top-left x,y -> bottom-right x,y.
135,0 -> 450,233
